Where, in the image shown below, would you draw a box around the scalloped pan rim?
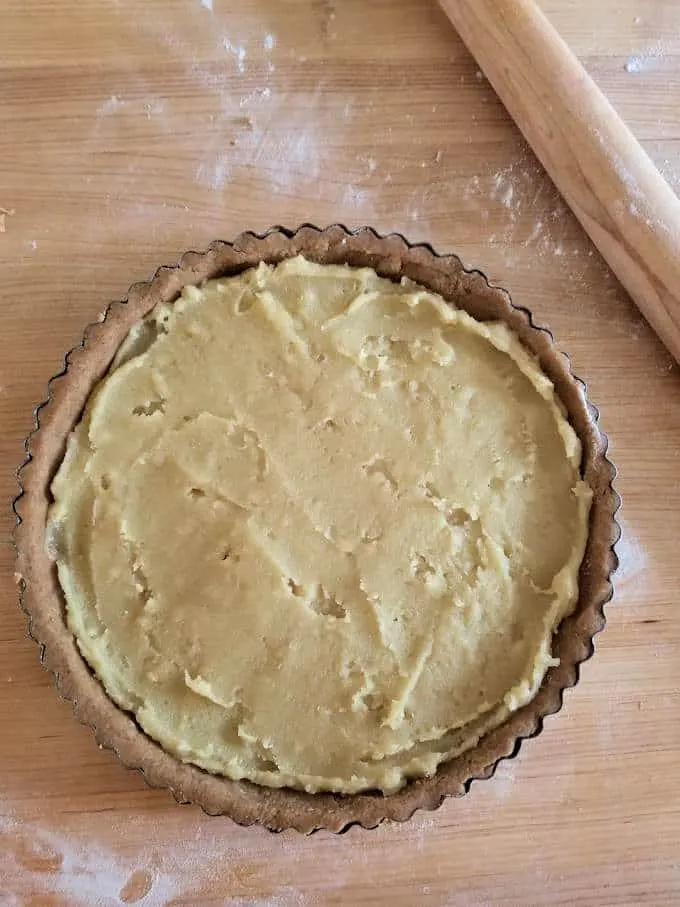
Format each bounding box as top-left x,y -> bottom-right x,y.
13,223 -> 620,834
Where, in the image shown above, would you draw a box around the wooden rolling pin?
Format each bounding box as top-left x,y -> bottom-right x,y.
438,0 -> 680,362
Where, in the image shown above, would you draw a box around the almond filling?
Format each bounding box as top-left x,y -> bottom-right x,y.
49,256 -> 591,794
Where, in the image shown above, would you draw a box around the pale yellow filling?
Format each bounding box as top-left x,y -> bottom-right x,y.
49,256 -> 591,794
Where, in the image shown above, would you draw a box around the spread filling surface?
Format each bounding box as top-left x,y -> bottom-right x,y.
50,256 -> 592,794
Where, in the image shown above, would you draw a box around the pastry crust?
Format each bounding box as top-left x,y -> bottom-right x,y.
14,225 -> 619,832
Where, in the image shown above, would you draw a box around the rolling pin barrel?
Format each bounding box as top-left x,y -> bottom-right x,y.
438,0 -> 680,362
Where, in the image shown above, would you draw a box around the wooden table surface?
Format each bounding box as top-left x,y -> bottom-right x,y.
2,1 -> 680,904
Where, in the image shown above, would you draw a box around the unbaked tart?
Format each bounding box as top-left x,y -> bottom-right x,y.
15,226 -> 619,832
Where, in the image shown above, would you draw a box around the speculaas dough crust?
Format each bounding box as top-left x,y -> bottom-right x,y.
14,224 -> 620,833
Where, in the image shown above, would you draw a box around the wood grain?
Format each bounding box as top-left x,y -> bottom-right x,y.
1,0 -> 680,904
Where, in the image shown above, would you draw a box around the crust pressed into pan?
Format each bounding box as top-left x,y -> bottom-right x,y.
14,224 -> 619,833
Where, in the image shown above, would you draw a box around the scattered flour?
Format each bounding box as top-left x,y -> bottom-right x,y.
0,808 -> 308,906
200,0 -> 213,10
56,0 -> 655,287
624,40 -> 670,73
0,812 -> 173,905
238,86 -> 271,107
223,37 -> 247,74
195,152 -> 232,191
98,95 -> 128,116
613,519 -> 648,593
341,185 -> 369,209
463,161 -> 571,254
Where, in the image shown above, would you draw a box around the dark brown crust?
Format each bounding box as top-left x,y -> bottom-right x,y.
14,224 -> 620,833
